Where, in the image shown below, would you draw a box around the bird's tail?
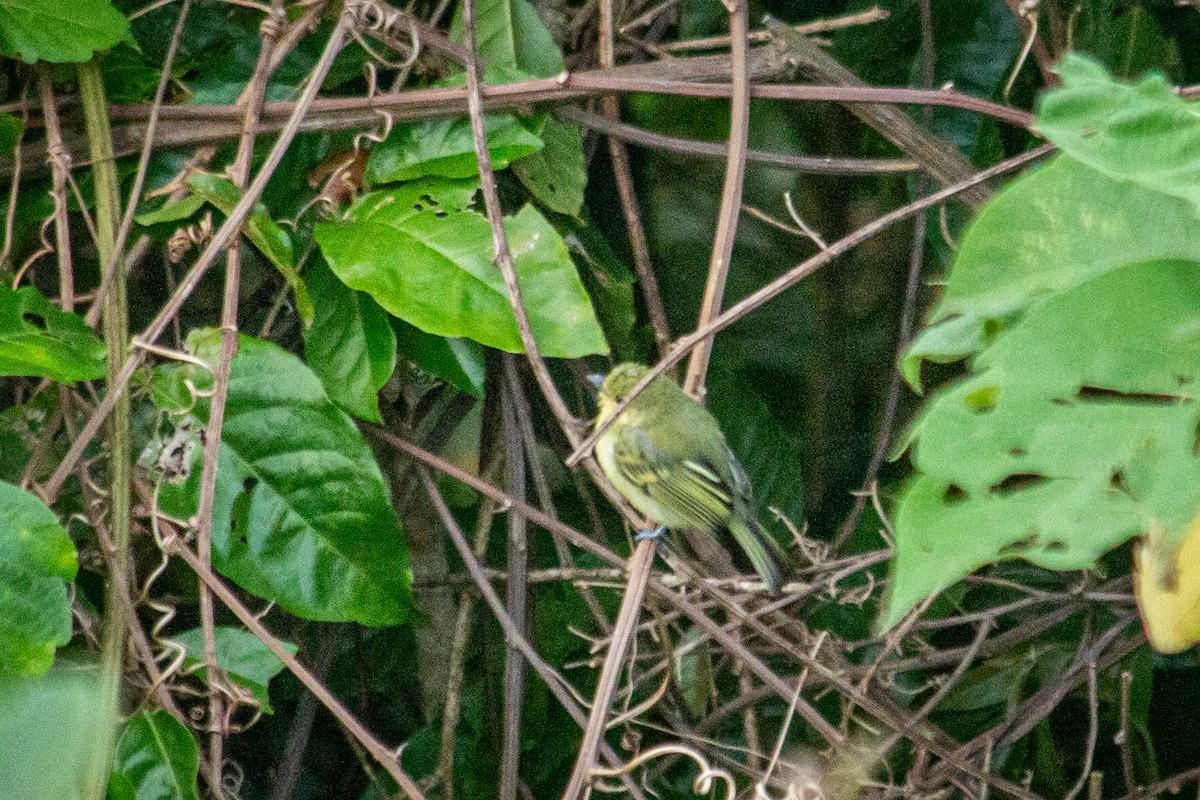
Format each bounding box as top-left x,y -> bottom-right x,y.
729,517 -> 788,596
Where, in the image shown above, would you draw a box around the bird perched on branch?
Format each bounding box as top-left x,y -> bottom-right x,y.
591,363 -> 787,594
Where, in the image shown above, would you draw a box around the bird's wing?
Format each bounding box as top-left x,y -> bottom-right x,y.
611,424 -> 733,531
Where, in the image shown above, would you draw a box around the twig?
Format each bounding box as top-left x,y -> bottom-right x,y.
458,0 -> 582,440
598,0 -> 672,361
1063,661 -> 1100,800
499,359 -> 529,800
761,632 -> 827,792
35,67 -> 75,310
560,106 -> 918,173
682,0 -> 750,397
656,6 -> 889,53
11,59 -> 1037,179
268,628 -> 340,800
192,3 -> 284,786
561,542 -> 657,800
833,0 -> 935,551
764,21 -> 997,208
1118,670 -> 1139,798
435,444 -> 505,799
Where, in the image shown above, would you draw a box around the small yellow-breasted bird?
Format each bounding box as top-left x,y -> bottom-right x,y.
592,363 -> 788,594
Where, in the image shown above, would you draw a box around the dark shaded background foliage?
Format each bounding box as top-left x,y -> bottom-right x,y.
4,0 -> 1200,798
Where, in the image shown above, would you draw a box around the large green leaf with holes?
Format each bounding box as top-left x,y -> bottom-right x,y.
314,178 -> 607,358
883,261 -> 1200,629
0,284 -> 106,382
162,330 -> 415,625
904,157 -> 1200,391
906,59 -> 1200,391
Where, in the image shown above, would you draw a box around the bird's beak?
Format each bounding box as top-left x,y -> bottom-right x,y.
587,373 -> 605,391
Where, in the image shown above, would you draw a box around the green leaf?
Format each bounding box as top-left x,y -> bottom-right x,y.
0,0 -> 131,63
0,284 -> 107,381
107,772 -> 137,800
883,261 -> 1200,629
368,114 -> 543,184
173,627 -> 295,713
673,626 -> 714,719
136,172 -> 312,324
393,319 -> 485,397
906,156 -> 1200,379
449,0 -> 564,78
185,172 -> 312,324
114,711 -> 200,800
315,179 -> 608,358
562,218 -> 640,362
1105,5 -> 1180,81
0,113 -> 23,153
0,480 -> 77,678
303,258 -> 397,422
134,194 -> 207,226
101,43 -> 161,103
0,673 -> 115,800
512,118 -> 585,216
1036,54 -> 1200,213
176,330 -> 416,626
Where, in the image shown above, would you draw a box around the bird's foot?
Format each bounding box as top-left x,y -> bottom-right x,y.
635,525 -> 666,542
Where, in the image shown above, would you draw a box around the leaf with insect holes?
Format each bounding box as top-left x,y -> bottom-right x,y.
0,284 -> 106,382
1037,55 -> 1200,214
884,261 -> 1200,630
314,178 -> 608,358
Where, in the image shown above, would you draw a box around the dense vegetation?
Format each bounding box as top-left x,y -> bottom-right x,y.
2,0 -> 1200,798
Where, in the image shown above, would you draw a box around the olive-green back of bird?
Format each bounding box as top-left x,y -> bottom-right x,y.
594,363 -> 787,594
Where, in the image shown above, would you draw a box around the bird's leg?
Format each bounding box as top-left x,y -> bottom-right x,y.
635,525 -> 666,542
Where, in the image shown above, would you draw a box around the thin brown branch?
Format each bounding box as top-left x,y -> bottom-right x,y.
655,6 -> 889,53
559,105 -> 919,175
765,21 -> 999,207
36,67 -> 75,311
598,0 -> 671,362
193,3 -> 283,786
10,58 -> 1036,179
499,360 -> 529,800
459,0 -> 584,444
563,542 -> 656,800
682,0 -> 750,397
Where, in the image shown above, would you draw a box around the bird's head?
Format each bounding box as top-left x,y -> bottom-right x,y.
592,362 -> 652,420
